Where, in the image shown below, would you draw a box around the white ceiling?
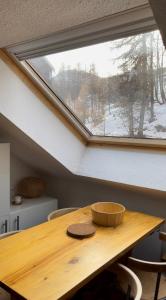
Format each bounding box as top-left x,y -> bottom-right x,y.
0,0 -> 148,48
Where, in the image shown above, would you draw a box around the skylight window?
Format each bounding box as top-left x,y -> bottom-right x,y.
28,29 -> 166,139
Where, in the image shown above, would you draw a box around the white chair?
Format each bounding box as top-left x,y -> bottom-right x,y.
47,207 -> 79,221
110,263 -> 142,300
0,231 -> 21,300
126,231 -> 166,300
127,256 -> 166,300
160,231 -> 166,261
72,262 -> 142,299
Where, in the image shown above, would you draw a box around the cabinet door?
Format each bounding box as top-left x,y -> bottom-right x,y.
0,215 -> 10,234
10,200 -> 58,230
0,143 -> 10,216
11,210 -> 38,230
10,214 -> 20,231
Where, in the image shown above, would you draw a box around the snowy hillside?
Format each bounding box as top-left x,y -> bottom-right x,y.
88,102 -> 166,139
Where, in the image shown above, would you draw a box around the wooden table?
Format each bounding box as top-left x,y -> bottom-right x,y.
0,207 -> 164,300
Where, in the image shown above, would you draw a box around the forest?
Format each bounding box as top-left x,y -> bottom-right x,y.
29,30 -> 166,138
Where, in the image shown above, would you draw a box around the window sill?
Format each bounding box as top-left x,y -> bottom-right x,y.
88,136 -> 166,150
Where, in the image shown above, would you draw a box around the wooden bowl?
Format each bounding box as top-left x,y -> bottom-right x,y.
91,202 -> 125,227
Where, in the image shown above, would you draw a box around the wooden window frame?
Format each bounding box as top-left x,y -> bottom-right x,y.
10,58 -> 166,150
5,3 -> 166,149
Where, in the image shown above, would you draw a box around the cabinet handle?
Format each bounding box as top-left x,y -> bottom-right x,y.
2,220 -> 8,233
16,216 -> 20,230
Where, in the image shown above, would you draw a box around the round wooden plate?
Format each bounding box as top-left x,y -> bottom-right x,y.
67,223 -> 96,239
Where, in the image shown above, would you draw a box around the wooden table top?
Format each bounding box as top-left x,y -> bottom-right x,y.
0,207 -> 164,300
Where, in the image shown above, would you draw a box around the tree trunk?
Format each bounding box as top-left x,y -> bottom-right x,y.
149,34 -> 155,122
159,49 -> 166,103
138,35 -> 148,137
128,101 -> 134,136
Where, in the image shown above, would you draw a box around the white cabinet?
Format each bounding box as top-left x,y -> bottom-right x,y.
0,215 -> 10,234
0,143 -> 10,216
0,143 -> 59,232
10,197 -> 58,230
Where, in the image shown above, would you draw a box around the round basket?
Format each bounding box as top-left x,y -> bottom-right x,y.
17,177 -> 46,198
91,202 -> 125,227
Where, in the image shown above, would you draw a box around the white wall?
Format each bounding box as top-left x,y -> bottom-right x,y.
0,143 -> 10,215
78,145 -> 166,192
0,58 -> 86,174
46,176 -> 166,217
0,132 -> 44,202
10,154 -> 39,201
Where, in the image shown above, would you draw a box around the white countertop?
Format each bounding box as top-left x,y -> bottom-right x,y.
10,196 -> 58,213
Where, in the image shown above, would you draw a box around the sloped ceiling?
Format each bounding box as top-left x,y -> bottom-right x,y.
0,114 -> 71,177
0,0 -> 148,48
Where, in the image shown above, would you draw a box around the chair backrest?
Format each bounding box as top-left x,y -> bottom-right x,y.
0,230 -> 22,240
159,231 -> 166,242
128,256 -> 166,273
47,207 -> 79,221
111,263 -> 142,300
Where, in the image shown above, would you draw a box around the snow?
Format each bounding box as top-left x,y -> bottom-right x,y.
86,102 -> 166,139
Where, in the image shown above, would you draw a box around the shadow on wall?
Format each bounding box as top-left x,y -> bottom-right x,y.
46,175 -> 166,218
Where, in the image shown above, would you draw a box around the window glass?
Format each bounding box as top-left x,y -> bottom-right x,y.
28,30 -> 166,139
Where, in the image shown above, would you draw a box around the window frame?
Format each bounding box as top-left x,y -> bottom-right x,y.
19,59 -> 91,140
15,58 -> 166,149
6,3 -> 166,149
25,60 -> 93,137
